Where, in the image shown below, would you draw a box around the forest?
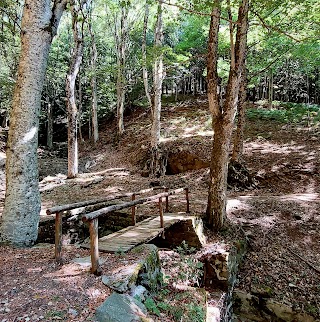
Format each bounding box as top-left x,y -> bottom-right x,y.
0,0 -> 319,321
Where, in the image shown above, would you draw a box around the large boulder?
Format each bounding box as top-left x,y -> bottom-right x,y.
95,293 -> 152,322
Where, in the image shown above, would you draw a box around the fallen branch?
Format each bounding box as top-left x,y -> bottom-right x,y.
287,247 -> 320,275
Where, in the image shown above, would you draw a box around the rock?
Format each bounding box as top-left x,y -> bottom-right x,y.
32,243 -> 53,249
266,300 -> 294,321
199,241 -> 247,291
151,217 -> 205,250
266,300 -> 315,322
233,290 -> 264,321
166,150 -> 209,175
68,308 -> 78,316
130,285 -> 148,302
102,244 -> 162,293
73,256 -> 106,267
95,293 -> 151,322
102,265 -> 140,293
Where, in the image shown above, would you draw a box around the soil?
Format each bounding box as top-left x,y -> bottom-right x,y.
0,97 -> 320,321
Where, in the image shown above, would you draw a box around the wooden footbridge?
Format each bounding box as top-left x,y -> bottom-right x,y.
47,187 -> 191,275
81,213 -> 194,253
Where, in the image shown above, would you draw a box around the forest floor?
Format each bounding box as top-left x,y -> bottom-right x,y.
0,97 -> 320,321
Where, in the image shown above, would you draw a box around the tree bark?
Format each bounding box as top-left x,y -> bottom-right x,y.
149,0 -> 164,177
142,1 -> 152,112
206,0 -> 249,231
66,0 -> 86,178
207,1 -> 221,118
46,88 -> 53,149
115,6 -> 128,138
1,0 -> 67,246
89,13 -> 99,143
232,68 -> 247,162
268,69 -> 273,109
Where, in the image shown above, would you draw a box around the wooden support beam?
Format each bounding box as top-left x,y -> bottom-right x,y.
165,188 -> 169,212
55,212 -> 63,263
131,194 -> 136,226
185,187 -> 190,213
89,219 -> 101,276
159,197 -> 164,228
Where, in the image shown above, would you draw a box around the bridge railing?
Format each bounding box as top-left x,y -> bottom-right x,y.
83,187 -> 189,275
46,186 -> 189,274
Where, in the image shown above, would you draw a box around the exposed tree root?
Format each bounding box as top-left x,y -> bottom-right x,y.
227,160 -> 257,190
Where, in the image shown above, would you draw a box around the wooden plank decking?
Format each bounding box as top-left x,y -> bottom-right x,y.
81,213 -> 192,253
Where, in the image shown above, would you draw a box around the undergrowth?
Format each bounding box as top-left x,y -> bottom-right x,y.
246,102 -> 320,124
141,241 -> 205,321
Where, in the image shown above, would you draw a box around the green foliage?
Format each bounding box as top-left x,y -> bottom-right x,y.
173,241 -> 203,287
144,297 -> 161,316
246,103 -> 320,124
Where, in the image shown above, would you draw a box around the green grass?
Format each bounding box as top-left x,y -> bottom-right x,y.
246,102 -> 320,125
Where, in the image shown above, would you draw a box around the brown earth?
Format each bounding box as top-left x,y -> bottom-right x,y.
0,97 -> 319,321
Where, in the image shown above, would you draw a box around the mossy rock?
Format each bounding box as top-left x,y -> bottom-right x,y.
102,244 -> 162,293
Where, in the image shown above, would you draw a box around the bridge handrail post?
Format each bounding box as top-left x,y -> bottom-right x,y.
165,188 -> 169,212
131,194 -> 136,226
185,187 -> 190,213
55,211 -> 63,263
89,218 -> 101,276
159,197 -> 164,228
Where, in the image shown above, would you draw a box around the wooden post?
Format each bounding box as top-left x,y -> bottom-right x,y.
165,188 -> 169,212
131,193 -> 136,226
55,212 -> 62,263
159,197 -> 164,228
89,218 -> 101,276
185,188 -> 190,213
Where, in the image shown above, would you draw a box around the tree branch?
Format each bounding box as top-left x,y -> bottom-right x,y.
252,9 -> 301,42
161,0 -> 238,25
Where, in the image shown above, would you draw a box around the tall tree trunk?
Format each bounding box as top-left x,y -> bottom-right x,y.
78,72 -> 83,142
150,0 -> 164,177
66,0 -> 86,178
47,88 -> 53,149
268,69 -> 273,109
142,1 -> 152,112
207,1 -> 221,118
115,6 -> 128,138
151,0 -> 163,148
206,0 -> 249,231
89,14 -> 99,143
231,68 -> 247,162
1,0 -> 67,246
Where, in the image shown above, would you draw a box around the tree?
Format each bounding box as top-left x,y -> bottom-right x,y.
149,0 -> 165,177
142,0 -> 152,111
88,5 -> 99,143
66,0 -> 88,178
0,0 -> 67,246
206,0 -> 249,231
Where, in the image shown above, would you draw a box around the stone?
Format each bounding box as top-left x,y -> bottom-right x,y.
233,290 -> 265,322
266,300 -> 293,321
151,217 -> 205,250
68,308 -> 78,316
32,243 -> 53,249
130,285 -> 148,302
166,150 -> 209,175
95,293 -> 151,322
73,256 -> 106,267
102,244 -> 162,293
102,264 -> 140,293
200,241 -> 247,292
